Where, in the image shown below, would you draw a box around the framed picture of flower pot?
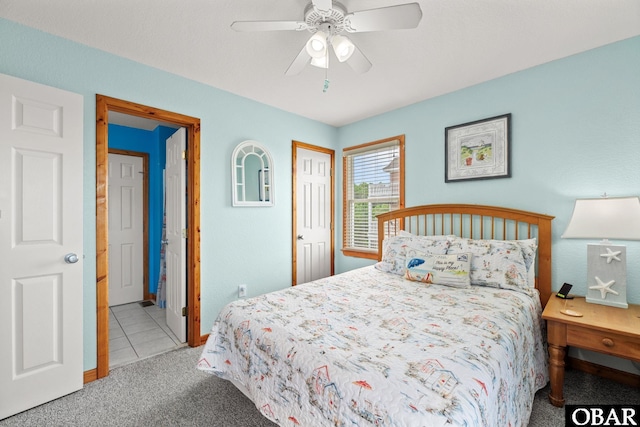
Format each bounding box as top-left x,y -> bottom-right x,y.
445,113 -> 511,182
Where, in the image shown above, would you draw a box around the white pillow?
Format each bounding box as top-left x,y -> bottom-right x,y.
488,238 -> 537,288
398,230 -> 454,240
446,237 -> 530,294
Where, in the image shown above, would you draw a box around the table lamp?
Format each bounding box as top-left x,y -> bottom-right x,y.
562,196 -> 640,308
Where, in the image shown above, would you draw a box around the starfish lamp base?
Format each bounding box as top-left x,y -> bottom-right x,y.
585,295 -> 628,308
585,243 -> 628,309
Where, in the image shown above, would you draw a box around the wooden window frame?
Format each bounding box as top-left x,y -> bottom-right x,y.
342,135 -> 405,259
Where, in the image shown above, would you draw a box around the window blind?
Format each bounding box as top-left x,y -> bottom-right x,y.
343,138 -> 403,253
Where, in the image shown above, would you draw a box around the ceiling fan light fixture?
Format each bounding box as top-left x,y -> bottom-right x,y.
306,31 -> 327,58
331,35 -> 355,62
231,0 -> 421,77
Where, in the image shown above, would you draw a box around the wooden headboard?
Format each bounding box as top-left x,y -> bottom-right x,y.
376,204 -> 555,307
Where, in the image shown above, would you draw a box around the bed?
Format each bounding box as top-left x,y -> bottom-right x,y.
198,204 -> 554,426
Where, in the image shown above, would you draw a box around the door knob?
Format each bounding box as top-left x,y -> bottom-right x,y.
64,253 -> 79,264
297,235 -> 304,240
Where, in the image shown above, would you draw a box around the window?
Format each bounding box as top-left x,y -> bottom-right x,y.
343,135 -> 404,259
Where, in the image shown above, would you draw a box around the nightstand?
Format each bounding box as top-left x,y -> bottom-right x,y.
541,296 -> 640,407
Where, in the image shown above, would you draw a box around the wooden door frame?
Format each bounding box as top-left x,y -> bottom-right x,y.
291,141 -> 335,285
95,95 -> 201,380
107,149 -> 151,302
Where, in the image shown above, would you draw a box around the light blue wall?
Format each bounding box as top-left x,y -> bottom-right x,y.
336,36 -> 640,310
0,18 -> 338,371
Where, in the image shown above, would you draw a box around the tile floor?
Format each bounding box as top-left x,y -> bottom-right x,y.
109,301 -> 185,368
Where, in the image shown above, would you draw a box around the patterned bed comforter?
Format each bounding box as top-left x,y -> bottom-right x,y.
197,266 -> 548,427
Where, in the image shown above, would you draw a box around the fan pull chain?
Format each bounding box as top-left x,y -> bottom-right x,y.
323,49 -> 330,93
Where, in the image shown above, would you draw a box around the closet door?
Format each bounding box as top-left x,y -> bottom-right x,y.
108,153 -> 144,306
295,146 -> 333,285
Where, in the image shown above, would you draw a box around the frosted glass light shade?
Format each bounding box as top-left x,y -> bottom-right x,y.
310,56 -> 328,69
562,196 -> 640,241
331,35 -> 355,62
306,31 -> 327,58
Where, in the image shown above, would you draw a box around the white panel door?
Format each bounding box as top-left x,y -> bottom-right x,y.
0,73 -> 83,419
165,128 -> 186,343
296,147 -> 332,284
108,153 -> 144,306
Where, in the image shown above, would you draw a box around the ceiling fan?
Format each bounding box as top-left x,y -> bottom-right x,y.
231,0 -> 423,78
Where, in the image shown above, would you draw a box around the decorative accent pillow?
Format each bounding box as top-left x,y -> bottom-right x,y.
446,238 -> 530,294
375,234 -> 450,275
404,250 -> 472,288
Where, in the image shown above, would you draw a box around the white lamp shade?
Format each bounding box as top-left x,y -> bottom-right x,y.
331,35 -> 355,62
562,196 -> 640,240
306,31 -> 327,58
310,56 -> 328,69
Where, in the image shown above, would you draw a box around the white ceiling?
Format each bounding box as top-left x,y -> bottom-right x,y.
2,0 -> 639,127
108,111 -> 179,131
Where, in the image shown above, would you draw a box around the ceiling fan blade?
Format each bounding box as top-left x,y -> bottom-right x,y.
345,43 -> 372,74
231,21 -> 308,32
312,0 -> 332,13
285,43 -> 312,76
344,3 -> 422,33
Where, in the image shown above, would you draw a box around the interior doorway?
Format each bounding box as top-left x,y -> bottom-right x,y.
95,95 -> 201,380
106,146 -> 184,368
292,141 -> 335,285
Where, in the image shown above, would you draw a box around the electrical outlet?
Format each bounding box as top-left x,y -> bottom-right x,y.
238,284 -> 247,298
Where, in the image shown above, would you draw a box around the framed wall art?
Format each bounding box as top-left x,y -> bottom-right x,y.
445,113 -> 511,182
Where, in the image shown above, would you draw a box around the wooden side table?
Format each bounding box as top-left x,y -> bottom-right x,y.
541,296 -> 640,407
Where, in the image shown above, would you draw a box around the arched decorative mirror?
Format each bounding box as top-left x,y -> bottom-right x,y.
232,140 -> 274,207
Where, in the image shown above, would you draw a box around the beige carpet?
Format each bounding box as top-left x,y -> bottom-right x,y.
1,345 -> 637,426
